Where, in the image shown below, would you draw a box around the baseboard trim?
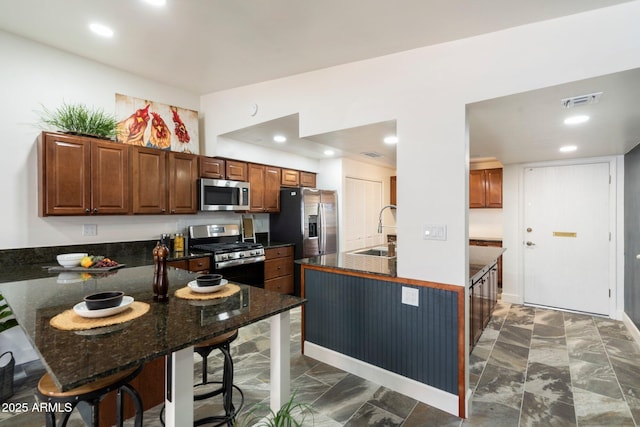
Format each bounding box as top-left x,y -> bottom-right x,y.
622,312 -> 640,345
304,341 -> 460,417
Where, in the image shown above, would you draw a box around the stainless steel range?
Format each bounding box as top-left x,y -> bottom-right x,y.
188,224 -> 265,286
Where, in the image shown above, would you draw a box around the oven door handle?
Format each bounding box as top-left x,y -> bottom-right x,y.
215,256 -> 265,269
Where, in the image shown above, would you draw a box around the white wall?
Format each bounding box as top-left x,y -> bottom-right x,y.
201,2 -> 640,287
216,136 -> 319,172
0,31 -> 321,250
0,30 -> 202,249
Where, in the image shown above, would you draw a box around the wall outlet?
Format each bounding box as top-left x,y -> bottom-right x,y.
423,224 -> 447,240
83,224 -> 97,236
401,286 -> 420,307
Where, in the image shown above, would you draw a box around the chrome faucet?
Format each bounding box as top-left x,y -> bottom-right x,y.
377,204 -> 397,233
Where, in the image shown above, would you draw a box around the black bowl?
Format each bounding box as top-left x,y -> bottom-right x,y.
84,291 -> 124,310
196,274 -> 223,287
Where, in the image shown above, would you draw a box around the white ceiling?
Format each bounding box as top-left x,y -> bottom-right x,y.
1,0 -> 638,166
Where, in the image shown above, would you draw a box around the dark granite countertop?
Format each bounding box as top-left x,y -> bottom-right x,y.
0,265 -> 305,392
263,241 -> 294,249
297,246 -> 505,285
297,252 -> 397,277
469,245 -> 506,284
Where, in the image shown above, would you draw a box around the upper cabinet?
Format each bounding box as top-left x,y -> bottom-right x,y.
226,160 -> 248,181
131,146 -> 167,214
300,171 -> 316,188
168,152 -> 198,214
469,168 -> 502,208
130,147 -> 198,214
249,163 -> 281,213
281,169 -> 300,187
199,156 -> 225,179
39,132 -> 130,216
39,132 -> 317,217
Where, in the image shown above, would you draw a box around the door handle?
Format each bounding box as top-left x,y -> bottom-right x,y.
526,241 -> 536,246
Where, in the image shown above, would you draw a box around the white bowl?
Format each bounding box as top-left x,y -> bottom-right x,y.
57,253 -> 88,268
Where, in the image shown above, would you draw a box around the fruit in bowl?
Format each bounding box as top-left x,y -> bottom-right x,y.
80,255 -> 119,268
57,253 -> 88,268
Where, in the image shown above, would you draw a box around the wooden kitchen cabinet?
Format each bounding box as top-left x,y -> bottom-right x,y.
470,239 -> 503,287
167,256 -> 210,273
281,169 -> 300,187
248,163 -> 281,212
469,261 -> 498,351
469,168 -> 502,208
99,358 -> 164,427
226,159 -> 248,181
131,148 -> 198,214
199,156 -> 226,179
300,171 -> 316,188
390,176 -> 397,205
168,151 -> 198,214
131,146 -> 167,214
39,132 -> 130,216
264,246 -> 294,294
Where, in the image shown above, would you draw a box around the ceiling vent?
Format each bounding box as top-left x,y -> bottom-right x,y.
361,151 -> 383,158
561,92 -> 603,108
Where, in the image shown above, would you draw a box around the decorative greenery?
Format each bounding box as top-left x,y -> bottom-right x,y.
37,102 -> 118,139
235,391 -> 313,427
0,295 -> 17,334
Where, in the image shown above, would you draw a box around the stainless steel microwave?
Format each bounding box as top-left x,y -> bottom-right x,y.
198,178 -> 250,211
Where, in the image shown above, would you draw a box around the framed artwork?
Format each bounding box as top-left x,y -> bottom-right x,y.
115,93 -> 199,154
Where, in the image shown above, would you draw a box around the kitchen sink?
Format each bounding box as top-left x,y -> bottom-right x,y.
350,247 -> 395,258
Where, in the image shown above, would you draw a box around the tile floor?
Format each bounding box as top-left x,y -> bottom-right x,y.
2,302 -> 640,426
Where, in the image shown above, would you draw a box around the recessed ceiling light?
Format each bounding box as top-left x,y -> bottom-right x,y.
559,145 -> 578,153
324,150 -> 335,156
273,135 -> 286,143
142,0 -> 166,6
383,135 -> 399,144
564,115 -> 589,125
89,22 -> 114,38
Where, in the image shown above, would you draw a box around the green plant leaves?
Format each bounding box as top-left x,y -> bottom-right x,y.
234,390 -> 314,427
37,102 -> 118,139
0,295 -> 17,334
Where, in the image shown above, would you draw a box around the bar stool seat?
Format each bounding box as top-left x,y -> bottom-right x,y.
36,365 -> 143,427
194,329 -> 244,427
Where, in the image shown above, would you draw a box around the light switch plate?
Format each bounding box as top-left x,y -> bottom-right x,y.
423,224 -> 447,240
401,286 -> 420,307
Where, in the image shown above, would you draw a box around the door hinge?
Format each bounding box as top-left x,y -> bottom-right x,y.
609,232 -> 612,241
609,175 -> 612,184
609,289 -> 611,298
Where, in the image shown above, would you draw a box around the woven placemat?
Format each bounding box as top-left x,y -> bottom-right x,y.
175,283 -> 241,300
50,302 -> 150,331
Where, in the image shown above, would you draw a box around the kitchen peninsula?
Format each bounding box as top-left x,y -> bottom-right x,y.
297,245 -> 505,418
0,265 -> 305,426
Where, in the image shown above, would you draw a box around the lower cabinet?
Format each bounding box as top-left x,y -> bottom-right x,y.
167,256 -> 210,273
99,358 -> 164,426
470,239 -> 503,287
264,246 -> 294,294
469,262 -> 498,352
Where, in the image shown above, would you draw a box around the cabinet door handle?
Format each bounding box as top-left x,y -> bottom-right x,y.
526,241 -> 536,246
85,208 -> 91,213
93,208 -> 98,213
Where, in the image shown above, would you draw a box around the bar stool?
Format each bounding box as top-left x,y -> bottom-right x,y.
36,365 -> 143,427
194,329 -> 244,427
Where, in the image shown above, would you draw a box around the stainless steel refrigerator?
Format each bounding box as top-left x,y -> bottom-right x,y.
270,188 -> 338,294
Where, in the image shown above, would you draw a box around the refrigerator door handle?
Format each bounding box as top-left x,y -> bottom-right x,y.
318,202 -> 326,254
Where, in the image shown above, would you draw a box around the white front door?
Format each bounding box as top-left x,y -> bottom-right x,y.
523,162 -> 611,315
